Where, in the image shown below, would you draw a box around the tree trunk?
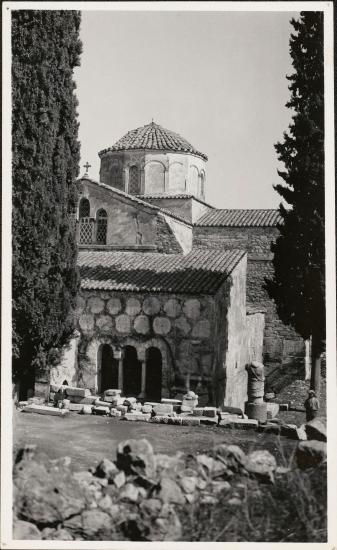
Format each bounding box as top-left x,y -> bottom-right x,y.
310,333 -> 322,398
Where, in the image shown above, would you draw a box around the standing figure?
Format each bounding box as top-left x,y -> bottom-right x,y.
304,390 -> 320,422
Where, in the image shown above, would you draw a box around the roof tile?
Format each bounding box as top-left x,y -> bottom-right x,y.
195,209 -> 283,227
78,249 -> 245,294
98,122 -> 208,161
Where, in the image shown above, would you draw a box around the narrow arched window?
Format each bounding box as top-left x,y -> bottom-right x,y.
96,209 -> 107,244
200,172 -> 205,198
79,198 -> 93,244
111,166 -> 123,189
129,166 -> 140,194
79,198 -> 90,218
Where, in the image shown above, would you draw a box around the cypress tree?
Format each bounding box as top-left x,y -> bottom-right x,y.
266,12 -> 325,395
12,10 -> 82,397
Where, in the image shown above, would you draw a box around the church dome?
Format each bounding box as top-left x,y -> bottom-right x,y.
99,121 -> 208,161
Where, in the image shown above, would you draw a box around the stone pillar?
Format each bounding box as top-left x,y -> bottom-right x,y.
245,361 -> 267,421
114,349 -> 123,393
138,360 -> 146,399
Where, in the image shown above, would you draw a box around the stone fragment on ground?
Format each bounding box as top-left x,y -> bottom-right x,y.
219,417 -> 258,429
116,439 -> 156,478
92,406 -> 109,415
22,404 -> 69,417
124,413 -> 150,422
266,402 -> 280,419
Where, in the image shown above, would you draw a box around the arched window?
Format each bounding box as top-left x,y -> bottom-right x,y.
79,198 -> 93,244
111,166 -> 123,189
79,198 -> 90,218
129,166 -> 140,194
96,209 -> 108,244
200,172 -> 205,198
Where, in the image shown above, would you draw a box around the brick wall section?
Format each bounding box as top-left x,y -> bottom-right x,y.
193,226 -> 305,373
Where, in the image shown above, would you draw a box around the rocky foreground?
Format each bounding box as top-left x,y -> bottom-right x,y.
13,428 -> 327,542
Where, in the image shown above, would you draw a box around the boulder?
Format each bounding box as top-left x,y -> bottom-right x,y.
305,417 -> 327,442
179,476 -> 198,494
156,477 -> 185,504
280,423 -> 299,439
119,483 -> 139,502
296,424 -> 307,441
94,458 -> 118,481
296,440 -> 327,469
213,444 -> 247,472
154,454 -> 185,478
13,519 -> 41,540
41,527 -> 73,540
80,510 -> 112,537
246,450 -> 277,482
116,439 -> 156,478
13,447 -> 87,526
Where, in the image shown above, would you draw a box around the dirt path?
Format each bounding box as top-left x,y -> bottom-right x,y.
13,410 -> 298,472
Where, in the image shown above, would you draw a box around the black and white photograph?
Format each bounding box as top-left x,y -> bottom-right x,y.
1,1 -> 336,547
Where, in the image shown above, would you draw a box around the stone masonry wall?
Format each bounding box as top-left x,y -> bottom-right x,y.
75,290 -> 217,397
246,312 -> 265,365
193,226 -> 305,374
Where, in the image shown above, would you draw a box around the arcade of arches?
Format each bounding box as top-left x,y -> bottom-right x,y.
97,343 -> 163,401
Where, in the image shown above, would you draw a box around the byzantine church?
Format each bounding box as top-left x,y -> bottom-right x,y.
50,122 -> 304,410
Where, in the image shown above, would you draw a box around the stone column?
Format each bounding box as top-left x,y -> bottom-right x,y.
138,360 -> 146,399
114,349 -> 123,393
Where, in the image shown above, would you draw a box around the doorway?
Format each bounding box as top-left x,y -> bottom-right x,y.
99,344 -> 118,393
123,346 -> 141,396
145,347 -> 162,401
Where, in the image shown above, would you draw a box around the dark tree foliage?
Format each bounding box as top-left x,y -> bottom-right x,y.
266,12 -> 324,393
12,10 -> 82,395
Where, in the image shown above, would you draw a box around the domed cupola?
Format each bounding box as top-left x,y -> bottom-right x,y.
98,121 -> 208,201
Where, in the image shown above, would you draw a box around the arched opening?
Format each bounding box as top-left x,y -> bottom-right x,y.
79,198 -> 93,244
145,347 -> 162,401
129,166 -> 140,194
123,346 -> 141,397
96,208 -> 107,244
200,172 -> 205,198
98,344 -> 118,394
111,165 -> 123,189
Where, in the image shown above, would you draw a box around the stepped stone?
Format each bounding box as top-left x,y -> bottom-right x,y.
202,407 -> 217,418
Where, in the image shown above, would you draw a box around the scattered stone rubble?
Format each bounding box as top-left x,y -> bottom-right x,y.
18,385 -> 326,443
13,430 -> 326,541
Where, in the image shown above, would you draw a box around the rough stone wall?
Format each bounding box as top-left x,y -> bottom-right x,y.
75,291 -> 216,396
193,226 -> 305,373
160,214 -> 192,253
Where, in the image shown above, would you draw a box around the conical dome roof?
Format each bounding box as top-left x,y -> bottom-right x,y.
99,121 -> 208,161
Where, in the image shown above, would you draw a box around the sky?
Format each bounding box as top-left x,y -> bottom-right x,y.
74,10 -> 299,209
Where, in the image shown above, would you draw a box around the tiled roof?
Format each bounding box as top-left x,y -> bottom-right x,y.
78,249 -> 245,294
80,177 -> 191,225
98,122 -> 208,161
196,209 -> 283,227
